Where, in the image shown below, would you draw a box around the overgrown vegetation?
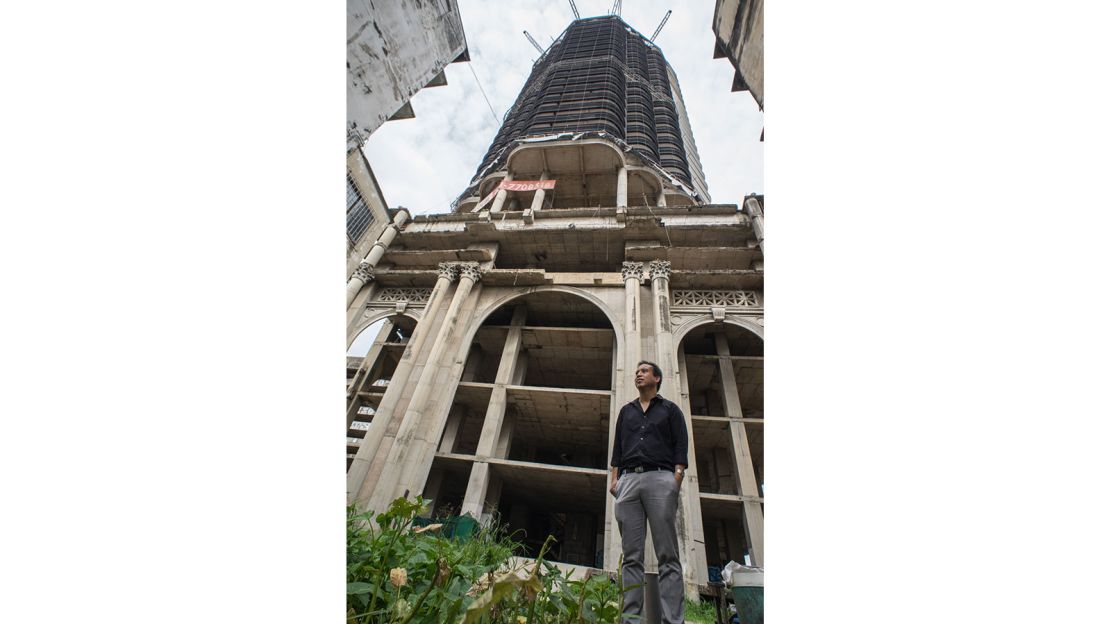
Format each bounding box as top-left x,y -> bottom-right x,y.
347,496 -> 627,623
683,596 -> 723,624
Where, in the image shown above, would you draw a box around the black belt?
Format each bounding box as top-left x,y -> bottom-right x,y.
621,465 -> 672,475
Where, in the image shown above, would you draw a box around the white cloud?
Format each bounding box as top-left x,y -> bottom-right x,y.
362,0 -> 763,216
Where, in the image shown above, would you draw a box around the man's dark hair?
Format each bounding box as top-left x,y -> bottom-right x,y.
637,360 -> 663,391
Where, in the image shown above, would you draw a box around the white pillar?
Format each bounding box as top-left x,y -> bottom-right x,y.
345,263 -> 375,310
656,188 -> 667,207
606,261 -> 644,569
461,305 -> 526,518
347,262 -> 457,504
368,262 -> 483,512
346,209 -> 410,307
490,172 -> 513,213
713,332 -> 764,567
743,195 -> 765,254
529,170 -> 549,212
346,318 -> 395,429
649,260 -> 707,591
616,166 -> 628,208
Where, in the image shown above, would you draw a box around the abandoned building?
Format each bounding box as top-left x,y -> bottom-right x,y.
345,14 -> 764,592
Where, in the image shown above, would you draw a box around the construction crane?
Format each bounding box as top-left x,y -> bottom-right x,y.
568,0 -> 579,20
610,0 -> 622,17
523,30 -> 544,55
650,9 -> 672,42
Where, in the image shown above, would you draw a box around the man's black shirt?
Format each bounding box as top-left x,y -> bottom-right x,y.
610,394 -> 689,471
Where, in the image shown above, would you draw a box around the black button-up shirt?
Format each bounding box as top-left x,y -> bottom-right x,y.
610,394 -> 689,470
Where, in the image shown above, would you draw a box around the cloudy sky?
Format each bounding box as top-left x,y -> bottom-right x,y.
362,0 -> 763,216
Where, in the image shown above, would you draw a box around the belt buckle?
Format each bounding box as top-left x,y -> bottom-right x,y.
634,466 -> 645,473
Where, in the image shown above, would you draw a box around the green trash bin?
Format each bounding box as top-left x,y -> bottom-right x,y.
449,515 -> 479,540
730,569 -> 764,624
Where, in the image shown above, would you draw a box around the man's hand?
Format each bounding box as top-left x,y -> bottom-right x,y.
609,479 -> 619,497
674,467 -> 685,487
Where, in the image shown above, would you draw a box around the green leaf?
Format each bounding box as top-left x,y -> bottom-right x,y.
458,564 -> 543,624
346,582 -> 374,595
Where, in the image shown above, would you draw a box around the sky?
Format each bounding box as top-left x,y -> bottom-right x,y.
361,0 -> 763,216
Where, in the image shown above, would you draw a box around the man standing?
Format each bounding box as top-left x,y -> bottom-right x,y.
610,360 -> 688,623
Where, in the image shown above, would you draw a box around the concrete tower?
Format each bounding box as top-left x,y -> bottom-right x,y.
344,14 -> 764,594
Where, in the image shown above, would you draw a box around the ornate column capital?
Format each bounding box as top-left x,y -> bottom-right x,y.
456,261 -> 483,283
353,262 -> 374,283
437,262 -> 459,281
648,260 -> 671,281
621,261 -> 644,282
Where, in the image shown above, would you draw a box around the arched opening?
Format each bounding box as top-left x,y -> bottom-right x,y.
423,290 -> 617,567
678,322 -> 764,569
346,314 -> 419,471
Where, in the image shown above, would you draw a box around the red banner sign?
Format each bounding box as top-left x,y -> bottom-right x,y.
498,179 -> 557,192
470,178 -> 558,212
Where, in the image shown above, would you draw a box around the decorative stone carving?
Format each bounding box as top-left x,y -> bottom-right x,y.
621,261 -> 644,282
437,262 -> 459,281
374,288 -> 432,303
456,262 -> 483,283
353,262 -> 374,283
672,290 -> 760,307
648,260 -> 671,281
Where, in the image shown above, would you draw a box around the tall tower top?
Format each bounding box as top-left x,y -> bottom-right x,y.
456,15 -> 709,212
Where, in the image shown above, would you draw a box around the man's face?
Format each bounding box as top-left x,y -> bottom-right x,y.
634,364 -> 659,391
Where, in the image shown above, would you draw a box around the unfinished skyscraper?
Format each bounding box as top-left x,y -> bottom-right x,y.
345,14 -> 764,592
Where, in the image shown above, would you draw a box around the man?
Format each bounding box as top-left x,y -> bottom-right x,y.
610,360 -> 688,624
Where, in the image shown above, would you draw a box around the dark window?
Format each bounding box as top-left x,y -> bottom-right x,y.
347,175 -> 375,249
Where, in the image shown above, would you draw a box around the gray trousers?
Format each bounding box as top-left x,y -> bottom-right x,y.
614,469 -> 684,624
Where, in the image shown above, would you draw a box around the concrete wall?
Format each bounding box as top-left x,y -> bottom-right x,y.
347,0 -> 469,141
712,0 -> 764,108
346,148 -> 393,277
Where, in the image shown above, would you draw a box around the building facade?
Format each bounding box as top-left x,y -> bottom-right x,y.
712,0 -> 764,109
345,15 -> 763,593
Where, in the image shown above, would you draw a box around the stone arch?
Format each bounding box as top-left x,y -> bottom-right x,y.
425,285 -> 624,567
348,309 -> 423,350
451,285 -> 626,365
674,315 -> 764,569
673,314 -> 764,346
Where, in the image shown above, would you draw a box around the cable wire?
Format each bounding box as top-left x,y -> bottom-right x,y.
467,62 -> 501,125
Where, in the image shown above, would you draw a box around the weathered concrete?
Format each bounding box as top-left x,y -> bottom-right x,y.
347,263 -> 457,503
712,0 -> 764,108
347,0 -> 469,142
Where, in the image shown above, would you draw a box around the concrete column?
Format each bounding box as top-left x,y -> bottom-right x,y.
494,415 -> 515,458
368,262 -> 483,512
438,408 -> 464,454
606,261 -> 644,569
713,332 -> 764,567
621,262 -> 644,393
649,260 -> 707,590
743,195 -> 765,254
461,305 -> 526,518
421,469 -> 444,517
490,172 -> 513,213
347,262 -> 457,504
346,263 -> 375,309
346,209 -> 410,308
616,166 -> 628,208
529,170 -> 549,212
346,318 -> 395,429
